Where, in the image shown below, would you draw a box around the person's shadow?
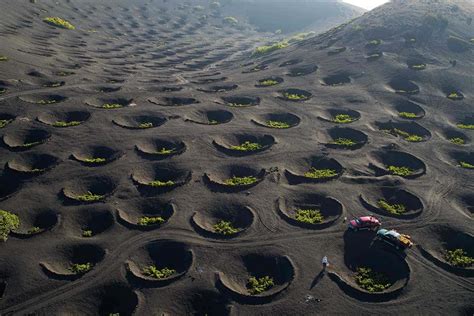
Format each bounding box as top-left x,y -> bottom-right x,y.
310,268 -> 325,289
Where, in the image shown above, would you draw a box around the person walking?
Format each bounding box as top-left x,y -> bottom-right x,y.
322,256 -> 328,269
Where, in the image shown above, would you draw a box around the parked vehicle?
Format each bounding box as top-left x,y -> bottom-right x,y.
376,229 -> 413,250
348,216 -> 382,231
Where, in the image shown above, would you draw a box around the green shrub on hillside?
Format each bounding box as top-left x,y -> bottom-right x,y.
43,17 -> 75,30
0,210 -> 20,242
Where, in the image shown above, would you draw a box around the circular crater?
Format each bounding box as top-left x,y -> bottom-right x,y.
126,240 -> 193,286
71,146 -> 122,166
255,77 -> 283,88
72,206 -> 114,237
37,110 -> 90,127
278,88 -> 312,102
325,127 -> 368,150
318,108 -> 361,124
213,133 -> 275,156
6,153 -> 60,175
449,151 -> 474,170
287,64 -> 318,77
222,95 -> 260,108
0,113 -> 15,129
62,176 -> 117,204
198,84 -> 238,93
321,73 -> 352,86
184,290 -> 232,315
19,94 -> 67,105
277,193 -> 343,229
0,174 -> 21,201
329,236 -> 410,302
387,78 -> 420,95
136,138 -> 186,160
216,253 -> 295,304
112,113 -> 167,129
192,200 -> 254,238
252,112 -> 300,129
369,150 -> 426,179
416,225 -> 473,277
3,128 -> 51,151
441,128 -> 469,146
360,187 -> 423,219
376,121 -> 431,142
158,86 -> 183,92
85,97 -> 133,109
11,209 -> 59,238
279,59 -> 301,67
94,283 -> 140,316
148,96 -> 200,106
131,163 -> 192,194
445,89 -> 464,101
285,155 -> 344,184
459,194 -> 474,216
117,198 -> 174,230
186,109 -> 233,125
392,100 -> 425,119
204,164 -> 266,192
40,243 -> 106,280
95,86 -> 122,93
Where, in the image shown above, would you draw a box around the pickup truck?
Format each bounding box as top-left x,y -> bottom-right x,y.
376,229 -> 413,250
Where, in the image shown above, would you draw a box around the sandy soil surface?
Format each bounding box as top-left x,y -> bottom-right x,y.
0,0 -> 473,315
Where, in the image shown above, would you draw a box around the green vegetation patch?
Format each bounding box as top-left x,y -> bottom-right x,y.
247,276 -> 274,295
295,209 -> 324,224
449,137 -> 465,145
303,168 -> 338,179
223,16 -> 238,25
282,92 -> 309,101
74,191 -> 104,202
447,92 -> 463,100
230,141 -> 262,151
69,263 -> 93,274
377,200 -> 406,215
367,39 -> 382,46
82,230 -> 93,237
410,64 -> 426,70
27,226 -> 41,234
223,176 -> 257,186
0,119 -> 13,128
0,56 -> 8,62
0,210 -> 20,242
101,103 -> 123,109
143,265 -> 176,279
384,128 -> 423,142
259,79 -> 279,87
254,41 -> 288,56
213,220 -> 239,235
148,180 -> 175,187
445,249 -> 473,267
138,216 -> 165,226
266,120 -> 290,129
459,161 -> 474,169
398,112 -> 419,119
331,138 -> 357,147
53,121 -> 81,127
37,99 -> 59,105
457,124 -> 474,130
355,267 -> 392,292
138,122 -> 153,129
43,17 -> 75,30
154,147 -> 176,155
332,114 -> 356,124
387,165 -> 414,177
83,157 -> 107,164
